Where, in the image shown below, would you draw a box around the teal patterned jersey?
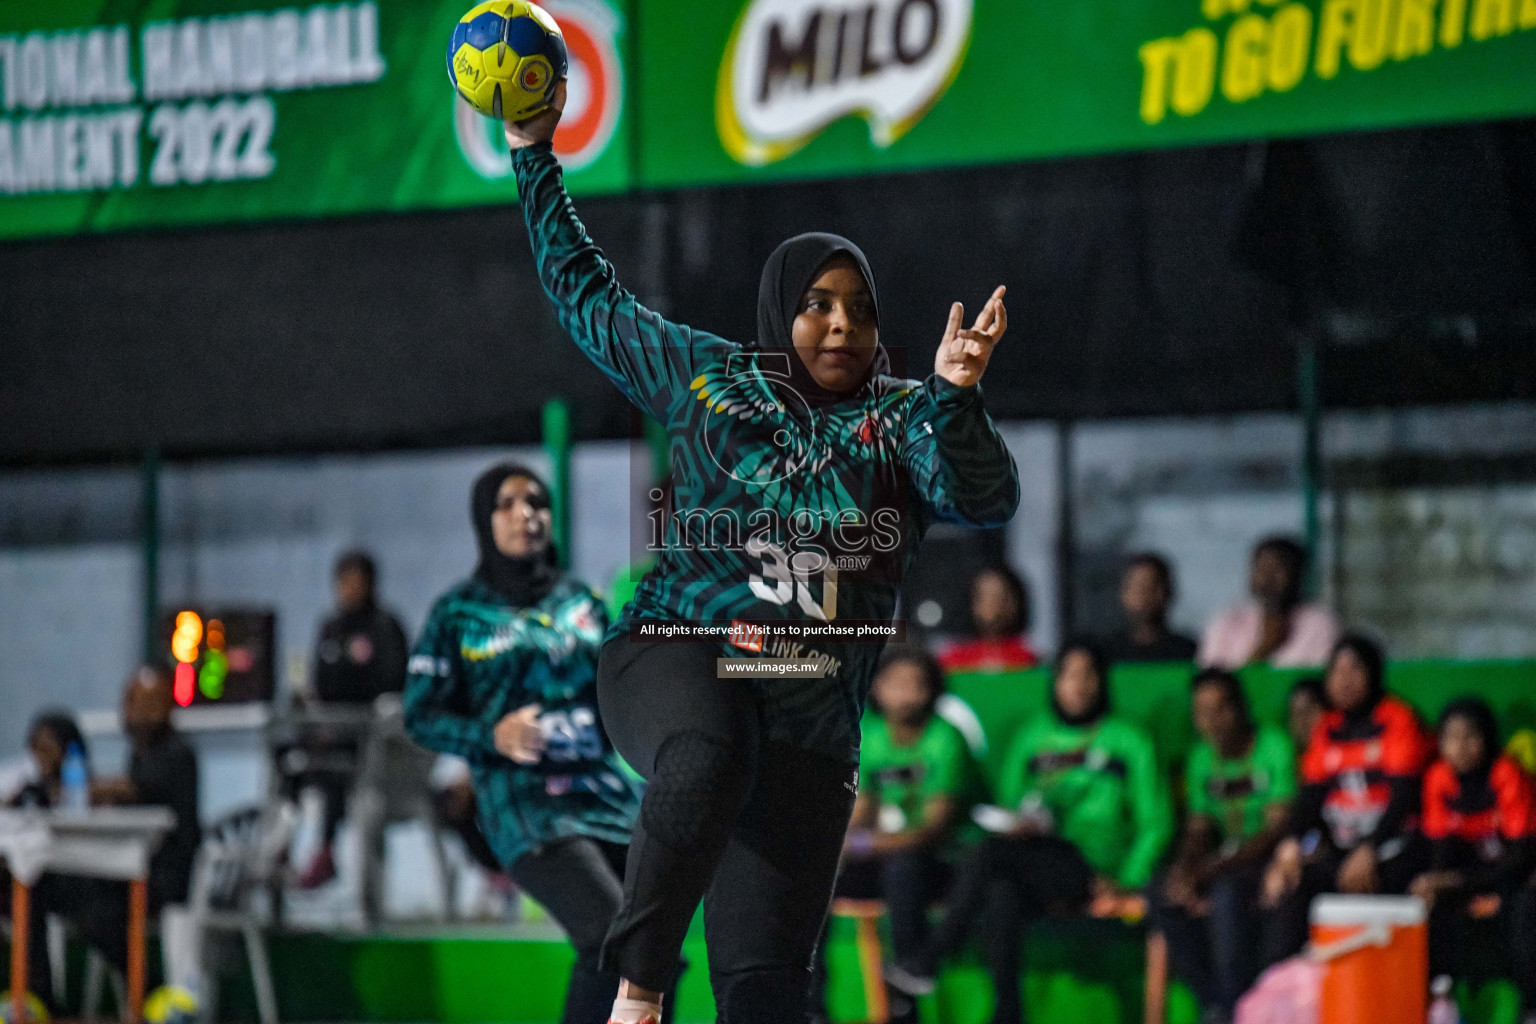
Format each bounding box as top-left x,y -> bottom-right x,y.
403,575 -> 640,866
513,143 -> 1021,761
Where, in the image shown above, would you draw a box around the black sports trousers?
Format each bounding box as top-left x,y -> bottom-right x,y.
596,639 -> 859,1024
508,837 -> 643,1024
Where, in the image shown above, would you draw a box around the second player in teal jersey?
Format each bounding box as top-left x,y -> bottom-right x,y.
505,83 -> 1020,1024
403,464 -> 656,1024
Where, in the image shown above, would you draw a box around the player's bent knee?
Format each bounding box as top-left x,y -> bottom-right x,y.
641,730 -> 753,850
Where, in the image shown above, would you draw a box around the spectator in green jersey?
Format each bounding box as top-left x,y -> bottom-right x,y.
1152,668 -> 1296,1024
908,639 -> 1172,1024
811,648 -> 981,1020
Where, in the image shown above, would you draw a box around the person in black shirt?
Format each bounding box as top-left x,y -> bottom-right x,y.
93,667 -> 202,903
314,551 -> 409,704
25,669 -> 200,1008
292,550 -> 409,887
1102,553 -> 1197,663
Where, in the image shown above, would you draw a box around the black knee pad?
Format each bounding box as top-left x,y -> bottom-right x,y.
641,730 -> 752,851
715,967 -> 811,1024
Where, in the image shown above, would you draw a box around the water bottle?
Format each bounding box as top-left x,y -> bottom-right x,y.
1427,975 -> 1460,1024
60,743 -> 89,812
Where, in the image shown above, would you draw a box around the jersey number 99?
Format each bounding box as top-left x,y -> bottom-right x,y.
539,706 -> 604,762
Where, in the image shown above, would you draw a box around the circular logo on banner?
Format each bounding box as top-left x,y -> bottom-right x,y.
454,0 -> 624,178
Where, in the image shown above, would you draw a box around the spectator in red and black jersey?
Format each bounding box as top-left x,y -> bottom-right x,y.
936,565 -> 1038,673
1259,634 -> 1433,966
1410,698 -> 1536,1017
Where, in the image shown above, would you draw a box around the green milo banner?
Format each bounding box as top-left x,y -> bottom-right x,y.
3,0 -> 1535,238
644,0 -> 1536,186
0,0 -> 629,239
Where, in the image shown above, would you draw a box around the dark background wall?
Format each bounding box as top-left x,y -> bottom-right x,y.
3,119 -> 1534,467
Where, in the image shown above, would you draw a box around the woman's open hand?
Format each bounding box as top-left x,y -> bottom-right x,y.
493,703 -> 547,763
503,79 -> 566,151
935,285 -> 1007,388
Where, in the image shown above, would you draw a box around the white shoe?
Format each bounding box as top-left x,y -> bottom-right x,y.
884,962 -> 935,996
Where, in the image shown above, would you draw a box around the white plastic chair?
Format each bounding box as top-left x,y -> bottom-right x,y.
350,695 -> 453,926
181,801 -> 296,1024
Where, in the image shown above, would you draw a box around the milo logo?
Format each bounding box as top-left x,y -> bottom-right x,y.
717,0 -> 971,166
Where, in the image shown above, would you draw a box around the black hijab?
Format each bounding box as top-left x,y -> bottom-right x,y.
1329,633 -> 1386,720
1438,696 -> 1500,782
756,232 -> 889,407
471,462 -> 559,607
1050,637 -> 1112,727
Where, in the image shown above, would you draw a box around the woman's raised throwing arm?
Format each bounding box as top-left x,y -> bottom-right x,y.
506,83 -> 728,422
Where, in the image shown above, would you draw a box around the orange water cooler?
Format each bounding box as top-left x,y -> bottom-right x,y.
1309,895 -> 1428,1024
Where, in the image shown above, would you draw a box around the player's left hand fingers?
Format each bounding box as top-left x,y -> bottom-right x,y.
971,286 -> 1005,333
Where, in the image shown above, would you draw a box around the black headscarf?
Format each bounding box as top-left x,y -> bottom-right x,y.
1438,696 -> 1501,782
1328,633 -> 1386,719
1050,637 -> 1112,727
27,711 -> 90,773
756,232 -> 889,407
471,462 -> 559,607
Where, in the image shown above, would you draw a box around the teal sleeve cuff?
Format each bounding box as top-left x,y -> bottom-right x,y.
510,140 -> 556,169
927,374 -> 982,409
478,718 -> 500,756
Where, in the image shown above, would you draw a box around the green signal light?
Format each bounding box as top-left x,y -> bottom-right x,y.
198,649 -> 229,699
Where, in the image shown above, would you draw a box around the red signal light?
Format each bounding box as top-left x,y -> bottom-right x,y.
174,662 -> 195,707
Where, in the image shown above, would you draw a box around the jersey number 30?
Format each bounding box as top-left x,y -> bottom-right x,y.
747,538 -> 839,621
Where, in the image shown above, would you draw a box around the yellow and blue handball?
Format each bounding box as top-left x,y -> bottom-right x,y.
447,0 -> 567,121
143,985 -> 199,1024
0,991 -> 49,1024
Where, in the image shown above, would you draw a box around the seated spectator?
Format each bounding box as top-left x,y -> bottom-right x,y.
1286,675 -> 1327,755
1103,553 -> 1197,663
91,667 -> 202,905
0,711 -> 91,998
911,640 -> 1171,1024
811,649 -> 981,1021
25,668 -> 200,1008
1410,698 -> 1536,1018
1152,669 -> 1295,1024
1198,537 -> 1340,669
1259,635 -> 1431,966
291,549 -> 409,888
937,565 -> 1038,673
8,712 -> 91,809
